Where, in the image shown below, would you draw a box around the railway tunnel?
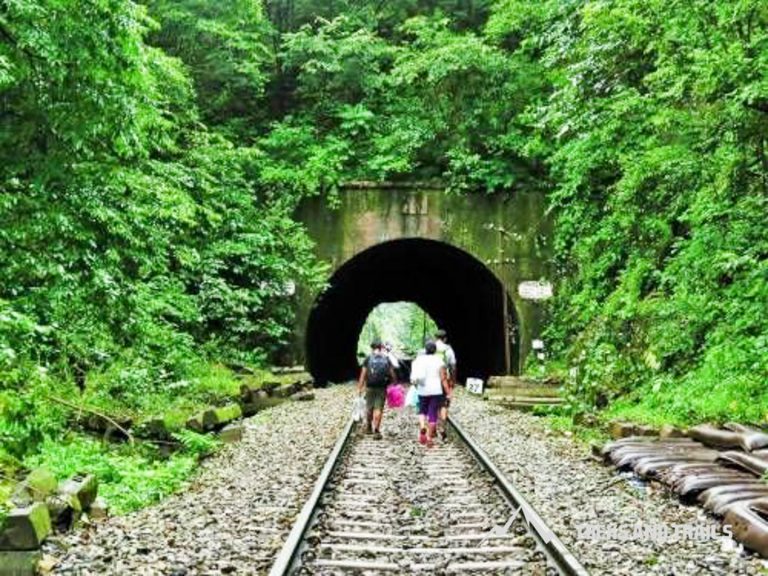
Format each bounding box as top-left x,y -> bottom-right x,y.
306,238 -> 518,384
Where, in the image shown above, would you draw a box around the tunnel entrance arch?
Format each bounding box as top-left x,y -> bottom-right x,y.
306,239 -> 519,384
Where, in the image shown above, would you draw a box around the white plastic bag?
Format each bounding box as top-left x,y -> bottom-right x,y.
405,385 -> 419,410
352,396 -> 366,422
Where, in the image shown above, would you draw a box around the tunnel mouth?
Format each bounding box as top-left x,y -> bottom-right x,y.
356,301 -> 437,360
306,238 -> 518,384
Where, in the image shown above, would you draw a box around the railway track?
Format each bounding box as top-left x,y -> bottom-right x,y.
270,408 -> 588,575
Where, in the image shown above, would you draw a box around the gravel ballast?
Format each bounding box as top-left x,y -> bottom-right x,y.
48,385 -> 354,575
45,384 -> 768,575
452,391 -> 767,575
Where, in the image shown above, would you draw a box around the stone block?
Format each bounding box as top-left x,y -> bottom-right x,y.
12,469 -> 57,506
59,474 -> 98,510
136,418 -> 173,441
659,424 -> 687,438
291,391 -> 315,402
0,550 -> 41,576
608,421 -> 636,439
240,397 -> 284,417
219,424 -> 244,444
201,404 -> 242,431
188,403 -> 242,432
272,384 -> 295,398
186,414 -> 204,432
635,425 -> 658,437
261,381 -> 281,394
88,497 -> 109,520
239,383 -> 257,403
45,492 -> 81,532
0,503 -> 51,551
572,412 -> 598,427
25,469 -> 57,502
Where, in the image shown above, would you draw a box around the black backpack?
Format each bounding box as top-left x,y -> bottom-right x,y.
366,354 -> 390,387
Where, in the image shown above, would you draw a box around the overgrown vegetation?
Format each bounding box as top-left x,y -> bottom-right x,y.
357,302 -> 438,358
1,0 -> 766,511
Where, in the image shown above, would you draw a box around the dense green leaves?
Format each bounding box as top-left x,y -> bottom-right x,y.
0,0 -> 325,461
523,0 -> 768,422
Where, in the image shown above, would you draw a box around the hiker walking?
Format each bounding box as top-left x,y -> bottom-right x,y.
384,342 -> 403,381
410,340 -> 448,447
357,339 -> 396,439
435,329 -> 457,439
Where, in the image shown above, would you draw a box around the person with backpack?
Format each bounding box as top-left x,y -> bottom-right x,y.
435,329 -> 457,440
410,340 -> 449,447
357,339 -> 396,439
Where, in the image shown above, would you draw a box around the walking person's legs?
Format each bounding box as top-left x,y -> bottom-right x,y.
417,395 -> 429,444
423,395 -> 442,448
366,387 -> 386,439
439,397 -> 449,440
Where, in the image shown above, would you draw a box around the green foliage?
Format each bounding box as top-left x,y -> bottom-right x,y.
144,0 -> 273,136
0,0 -> 324,510
357,302 -> 438,358
25,436 -> 196,514
172,429 -> 221,458
543,413 -> 609,445
521,0 -> 768,423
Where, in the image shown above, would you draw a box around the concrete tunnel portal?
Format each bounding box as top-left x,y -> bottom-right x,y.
306,239 -> 519,384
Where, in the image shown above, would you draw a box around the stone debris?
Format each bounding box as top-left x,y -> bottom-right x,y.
290,390 -> 315,402
11,468 -> 57,506
58,475 -> 98,511
185,403 -> 242,432
87,498 -> 109,521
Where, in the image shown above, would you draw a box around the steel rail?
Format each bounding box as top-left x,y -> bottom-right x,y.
449,414 -> 591,576
268,417 -> 355,576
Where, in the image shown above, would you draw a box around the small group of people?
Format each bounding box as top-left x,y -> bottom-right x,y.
357,330 -> 456,447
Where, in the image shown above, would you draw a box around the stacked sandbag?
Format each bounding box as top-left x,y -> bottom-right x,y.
599,422 -> 768,559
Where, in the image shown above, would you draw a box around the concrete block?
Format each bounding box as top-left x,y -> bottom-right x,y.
219,424 -> 244,444
0,503 -> 51,551
0,550 -> 41,576
59,474 -> 98,510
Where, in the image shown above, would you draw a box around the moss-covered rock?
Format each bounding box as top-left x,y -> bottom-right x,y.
0,503 -> 51,551
188,404 -> 243,432
59,474 -> 98,510
241,397 -> 284,417
219,424 -> 244,444
12,469 -> 57,505
0,550 -> 41,576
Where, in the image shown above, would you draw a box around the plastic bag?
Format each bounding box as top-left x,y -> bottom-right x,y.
405,385 -> 419,410
387,384 -> 405,408
352,396 -> 366,422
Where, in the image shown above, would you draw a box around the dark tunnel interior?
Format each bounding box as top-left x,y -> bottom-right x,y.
306,239 -> 518,384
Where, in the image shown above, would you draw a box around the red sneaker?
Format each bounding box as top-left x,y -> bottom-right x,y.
419,429 -> 428,445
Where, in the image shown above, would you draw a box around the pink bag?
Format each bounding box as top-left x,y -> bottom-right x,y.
386,384 -> 406,408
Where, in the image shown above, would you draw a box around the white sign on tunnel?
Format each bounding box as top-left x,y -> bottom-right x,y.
518,280 -> 553,301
